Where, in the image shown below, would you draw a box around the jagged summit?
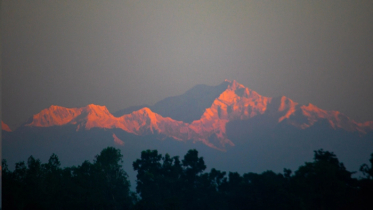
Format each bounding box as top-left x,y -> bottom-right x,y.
26,105 -> 82,127
2,121 -> 12,132
84,104 -> 110,112
224,79 -> 245,90
26,104 -> 113,128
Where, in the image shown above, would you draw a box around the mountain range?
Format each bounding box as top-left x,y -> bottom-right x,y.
3,80 -> 373,179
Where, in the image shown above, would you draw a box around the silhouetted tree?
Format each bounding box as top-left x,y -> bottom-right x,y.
3,146 -> 372,210
2,147 -> 133,210
360,153 -> 373,179
292,149 -> 356,210
356,153 -> 373,209
133,150 -> 184,209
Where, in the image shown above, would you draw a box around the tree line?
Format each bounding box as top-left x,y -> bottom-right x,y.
2,147 -> 373,210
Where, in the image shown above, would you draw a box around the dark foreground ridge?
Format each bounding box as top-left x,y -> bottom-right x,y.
3,147 -> 373,210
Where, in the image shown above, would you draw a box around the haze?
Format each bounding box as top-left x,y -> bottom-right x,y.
2,0 -> 373,128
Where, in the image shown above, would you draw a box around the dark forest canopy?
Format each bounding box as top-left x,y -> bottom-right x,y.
2,147 -> 373,210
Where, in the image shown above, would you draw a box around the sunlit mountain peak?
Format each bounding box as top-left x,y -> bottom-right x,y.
26,105 -> 82,127
83,104 -> 109,112
2,121 -> 12,132
225,79 -> 245,90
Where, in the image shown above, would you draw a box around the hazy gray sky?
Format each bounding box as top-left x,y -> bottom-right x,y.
2,0 -> 373,128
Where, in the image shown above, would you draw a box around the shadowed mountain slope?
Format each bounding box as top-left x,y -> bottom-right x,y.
113,81 -> 229,123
